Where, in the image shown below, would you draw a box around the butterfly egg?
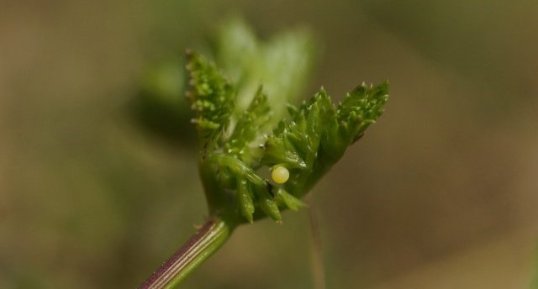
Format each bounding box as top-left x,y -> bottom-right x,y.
271,165 -> 289,184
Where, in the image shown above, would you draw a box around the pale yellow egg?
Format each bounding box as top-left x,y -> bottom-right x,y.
271,165 -> 289,184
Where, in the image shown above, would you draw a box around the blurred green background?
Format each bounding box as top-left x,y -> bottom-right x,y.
1,1 -> 537,288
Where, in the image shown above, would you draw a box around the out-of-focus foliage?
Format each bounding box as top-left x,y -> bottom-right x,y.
213,19 -> 315,118
132,60 -> 192,144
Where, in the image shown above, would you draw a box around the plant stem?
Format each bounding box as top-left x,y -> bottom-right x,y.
139,216 -> 234,289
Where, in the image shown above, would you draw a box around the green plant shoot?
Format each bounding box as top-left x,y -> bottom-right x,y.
139,19 -> 389,289
187,51 -> 388,223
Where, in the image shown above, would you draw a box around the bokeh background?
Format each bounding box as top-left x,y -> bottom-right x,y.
1,1 -> 537,288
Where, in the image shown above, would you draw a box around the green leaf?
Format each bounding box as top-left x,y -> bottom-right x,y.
226,87 -> 272,165
237,179 -> 255,223
259,190 -> 282,222
215,19 -> 315,126
337,82 -> 389,144
261,84 -> 388,199
185,51 -> 235,145
274,188 -> 304,211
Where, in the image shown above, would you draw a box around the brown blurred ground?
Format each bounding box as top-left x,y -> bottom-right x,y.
1,1 -> 537,289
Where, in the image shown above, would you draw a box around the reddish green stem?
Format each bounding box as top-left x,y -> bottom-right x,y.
138,217 -> 234,289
